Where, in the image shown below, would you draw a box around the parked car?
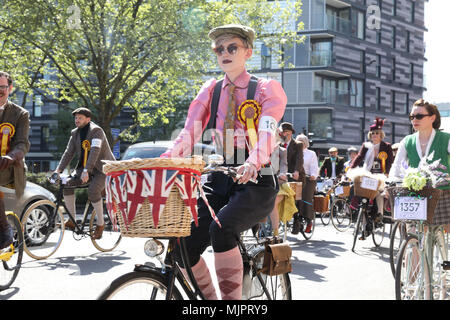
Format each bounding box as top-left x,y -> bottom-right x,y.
122,140 -> 215,161
1,181 -> 56,220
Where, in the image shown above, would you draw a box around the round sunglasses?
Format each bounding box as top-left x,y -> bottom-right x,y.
213,44 -> 246,56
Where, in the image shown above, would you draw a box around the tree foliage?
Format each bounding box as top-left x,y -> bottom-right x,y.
0,0 -> 303,145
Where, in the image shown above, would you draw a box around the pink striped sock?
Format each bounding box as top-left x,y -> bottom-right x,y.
214,246 -> 243,300
181,257 -> 218,300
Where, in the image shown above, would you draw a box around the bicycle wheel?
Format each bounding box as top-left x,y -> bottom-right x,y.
301,215 -> 315,240
389,221 -> 407,277
89,203 -> 121,252
0,213 -> 24,291
319,211 -> 331,226
330,198 -> 352,232
98,270 -> 183,300
242,246 -> 291,300
372,219 -> 385,247
395,234 -> 431,300
351,209 -> 364,252
430,229 -> 449,300
22,200 -> 64,260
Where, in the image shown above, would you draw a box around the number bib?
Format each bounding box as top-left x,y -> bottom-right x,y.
394,196 -> 427,221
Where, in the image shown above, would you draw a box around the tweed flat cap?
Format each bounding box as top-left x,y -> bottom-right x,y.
280,122 -> 295,134
208,24 -> 255,48
72,107 -> 92,118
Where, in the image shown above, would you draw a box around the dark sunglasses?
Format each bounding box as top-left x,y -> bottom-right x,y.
213,44 -> 245,56
409,113 -> 431,121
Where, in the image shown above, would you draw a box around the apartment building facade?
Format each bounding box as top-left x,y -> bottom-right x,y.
280,0 -> 427,156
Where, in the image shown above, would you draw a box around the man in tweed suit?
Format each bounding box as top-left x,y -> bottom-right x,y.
53,107 -> 115,239
0,72 -> 30,249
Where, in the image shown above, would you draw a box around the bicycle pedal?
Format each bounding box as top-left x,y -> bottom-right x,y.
443,261 -> 450,271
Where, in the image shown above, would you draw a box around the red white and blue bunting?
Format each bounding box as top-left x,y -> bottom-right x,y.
105,167 -> 221,230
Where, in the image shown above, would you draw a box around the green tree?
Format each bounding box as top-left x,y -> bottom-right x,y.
0,0 -> 303,146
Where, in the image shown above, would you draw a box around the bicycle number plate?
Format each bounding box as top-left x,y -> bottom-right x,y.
394,196 -> 427,220
335,186 -> 344,195
360,177 -> 378,190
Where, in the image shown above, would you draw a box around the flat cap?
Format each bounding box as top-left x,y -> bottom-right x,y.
208,24 -> 255,48
72,107 -> 92,118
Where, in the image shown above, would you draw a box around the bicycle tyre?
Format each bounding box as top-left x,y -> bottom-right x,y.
430,229 -> 449,300
301,215 -> 315,240
242,246 -> 292,300
330,198 -> 352,232
372,219 -> 385,247
395,234 -> 431,300
89,203 -> 122,252
351,208 -> 363,252
389,221 -> 407,278
0,213 -> 24,291
98,270 -> 183,300
22,200 -> 65,260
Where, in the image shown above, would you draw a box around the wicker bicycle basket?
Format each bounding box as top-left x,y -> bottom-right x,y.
386,186 -> 442,224
314,195 -> 329,213
353,175 -> 382,200
103,157 -> 205,238
335,185 -> 351,198
288,182 -> 303,200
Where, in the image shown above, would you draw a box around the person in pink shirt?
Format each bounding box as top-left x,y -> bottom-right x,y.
161,24 -> 287,300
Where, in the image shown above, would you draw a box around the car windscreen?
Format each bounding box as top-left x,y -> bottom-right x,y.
122,147 -> 168,160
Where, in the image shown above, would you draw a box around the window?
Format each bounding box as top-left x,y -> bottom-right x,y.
33,95 -> 43,117
406,31 -> 410,53
410,63 -> 414,86
392,57 -> 396,81
392,26 -> 396,49
261,44 -> 271,69
392,0 -> 397,16
350,79 -> 364,107
411,1 -> 415,23
310,39 -> 332,66
351,9 -> 365,39
308,109 -> 333,139
376,54 -> 381,78
391,90 -> 396,113
405,93 -> 409,114
376,27 -> 382,44
376,87 -> 381,110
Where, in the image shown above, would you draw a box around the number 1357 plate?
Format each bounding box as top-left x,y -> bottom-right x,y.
394,196 -> 427,220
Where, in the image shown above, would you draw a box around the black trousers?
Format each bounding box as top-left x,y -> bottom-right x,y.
175,170 -> 279,267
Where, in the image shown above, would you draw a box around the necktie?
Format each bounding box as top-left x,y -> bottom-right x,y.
283,143 -> 287,148
223,83 -> 236,159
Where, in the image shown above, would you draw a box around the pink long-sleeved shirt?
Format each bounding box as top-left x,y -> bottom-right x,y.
162,70 -> 287,170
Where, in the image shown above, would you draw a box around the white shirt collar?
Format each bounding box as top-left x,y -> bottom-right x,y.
415,129 -> 436,159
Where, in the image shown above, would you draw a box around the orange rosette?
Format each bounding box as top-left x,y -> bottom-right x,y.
82,140 -> 91,167
378,151 -> 388,173
237,100 -> 261,149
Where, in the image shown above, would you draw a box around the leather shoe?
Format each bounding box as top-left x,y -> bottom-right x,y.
292,219 -> 301,235
0,225 -> 13,249
93,225 -> 104,240
64,219 -> 76,230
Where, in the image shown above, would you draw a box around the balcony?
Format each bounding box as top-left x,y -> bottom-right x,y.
310,49 -> 333,67
313,87 -> 349,105
326,13 -> 351,34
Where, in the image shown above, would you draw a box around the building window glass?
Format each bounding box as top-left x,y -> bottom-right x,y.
261,43 -> 271,69
410,63 -> 414,86
351,10 -> 365,40
406,31 -> 410,53
33,95 -> 43,117
310,39 -> 332,66
376,87 -> 381,110
411,1 -> 415,23
309,109 -> 333,139
392,26 -> 396,48
350,79 -> 364,107
376,54 -> 381,78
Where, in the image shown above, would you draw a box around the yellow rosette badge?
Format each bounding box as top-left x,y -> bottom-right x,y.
0,123 -> 15,156
237,100 -> 261,150
82,140 -> 91,168
378,151 -> 388,173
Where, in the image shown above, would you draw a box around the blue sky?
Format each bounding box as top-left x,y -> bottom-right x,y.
423,1 -> 450,104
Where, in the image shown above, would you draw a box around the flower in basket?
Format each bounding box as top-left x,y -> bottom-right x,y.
399,151 -> 450,191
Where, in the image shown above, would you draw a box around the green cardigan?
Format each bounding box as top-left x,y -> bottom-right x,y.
404,129 -> 450,190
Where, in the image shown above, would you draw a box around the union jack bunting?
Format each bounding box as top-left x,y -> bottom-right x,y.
105,173 -> 128,227
175,172 -> 200,226
143,168 -> 179,228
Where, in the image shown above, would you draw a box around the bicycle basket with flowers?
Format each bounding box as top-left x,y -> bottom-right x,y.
387,152 -> 449,223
